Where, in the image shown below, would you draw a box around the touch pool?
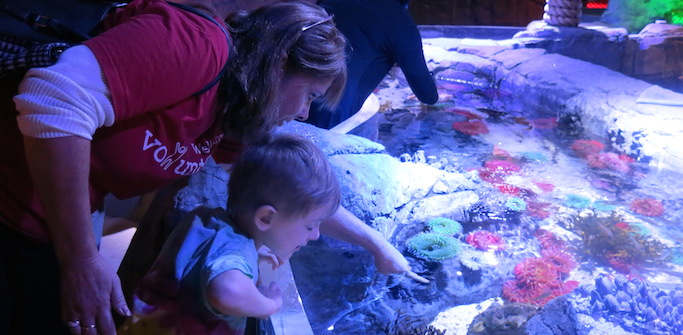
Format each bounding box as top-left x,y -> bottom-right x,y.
285,21 -> 683,335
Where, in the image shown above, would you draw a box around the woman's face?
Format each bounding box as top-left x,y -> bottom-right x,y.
275,73 -> 334,127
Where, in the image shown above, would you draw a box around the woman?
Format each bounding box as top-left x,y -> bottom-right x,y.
0,1 -> 350,334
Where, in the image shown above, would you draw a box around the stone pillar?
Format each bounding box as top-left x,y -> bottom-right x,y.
543,0 -> 582,27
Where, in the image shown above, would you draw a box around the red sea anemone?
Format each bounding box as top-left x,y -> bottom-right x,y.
530,117 -> 558,130
586,152 -> 631,173
629,198 -> 665,217
541,249 -> 576,275
512,257 -> 561,287
449,108 -> 483,120
466,230 -> 505,251
452,120 -> 489,135
571,139 -> 604,157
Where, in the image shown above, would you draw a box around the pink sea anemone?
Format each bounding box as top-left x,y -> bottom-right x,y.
484,160 -> 521,174
571,139 -> 604,157
586,152 -> 632,173
466,230 -> 505,251
452,120 -> 489,135
629,198 -> 665,217
533,181 -> 555,193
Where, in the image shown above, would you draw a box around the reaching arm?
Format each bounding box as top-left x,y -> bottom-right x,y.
206,269 -> 282,319
320,206 -> 411,274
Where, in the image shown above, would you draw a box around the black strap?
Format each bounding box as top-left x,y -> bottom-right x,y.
166,2 -> 230,97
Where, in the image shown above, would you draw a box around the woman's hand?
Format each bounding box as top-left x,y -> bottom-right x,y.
61,253 -> 130,335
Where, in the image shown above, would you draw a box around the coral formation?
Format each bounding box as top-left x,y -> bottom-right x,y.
630,198 -> 665,217
467,302 -> 539,335
466,230 -> 505,252
406,232 -> 460,261
568,275 -> 683,334
426,217 -> 462,236
384,312 -> 447,335
452,119 -> 489,135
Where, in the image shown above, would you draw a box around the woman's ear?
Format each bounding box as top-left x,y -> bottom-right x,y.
254,205 -> 277,232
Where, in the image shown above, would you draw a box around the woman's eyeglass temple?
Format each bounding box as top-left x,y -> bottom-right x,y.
301,15 -> 334,32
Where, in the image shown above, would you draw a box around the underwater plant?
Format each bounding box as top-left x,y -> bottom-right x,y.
466,230 -> 505,252
629,198 -> 665,217
426,217 -> 463,236
559,211 -> 667,275
406,232 -> 460,261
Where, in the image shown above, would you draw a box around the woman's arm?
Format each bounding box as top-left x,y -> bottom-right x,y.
320,206 -> 411,274
24,136 -> 129,334
16,45 -> 126,334
206,269 -> 282,319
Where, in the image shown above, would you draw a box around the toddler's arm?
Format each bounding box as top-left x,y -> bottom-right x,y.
206,269 -> 282,319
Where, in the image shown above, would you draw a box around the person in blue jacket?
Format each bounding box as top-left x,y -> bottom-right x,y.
306,0 -> 438,136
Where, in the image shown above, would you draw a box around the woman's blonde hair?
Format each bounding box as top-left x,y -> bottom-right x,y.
220,1 -> 347,143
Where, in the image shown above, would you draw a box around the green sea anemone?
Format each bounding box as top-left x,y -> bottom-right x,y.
564,194 -> 591,209
407,232 -> 460,261
427,217 -> 463,236
505,197 -> 527,211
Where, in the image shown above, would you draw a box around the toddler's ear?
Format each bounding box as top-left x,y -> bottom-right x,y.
254,205 -> 277,231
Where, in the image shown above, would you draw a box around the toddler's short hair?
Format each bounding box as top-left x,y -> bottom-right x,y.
227,133 -> 341,220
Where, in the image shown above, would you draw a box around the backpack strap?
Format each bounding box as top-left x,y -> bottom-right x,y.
166,2 -> 231,97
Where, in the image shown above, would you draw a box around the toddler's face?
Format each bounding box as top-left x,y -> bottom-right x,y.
263,203 -> 333,260
274,73 -> 334,127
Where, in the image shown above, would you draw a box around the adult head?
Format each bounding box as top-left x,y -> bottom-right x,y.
227,133 -> 341,258
220,1 -> 347,143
